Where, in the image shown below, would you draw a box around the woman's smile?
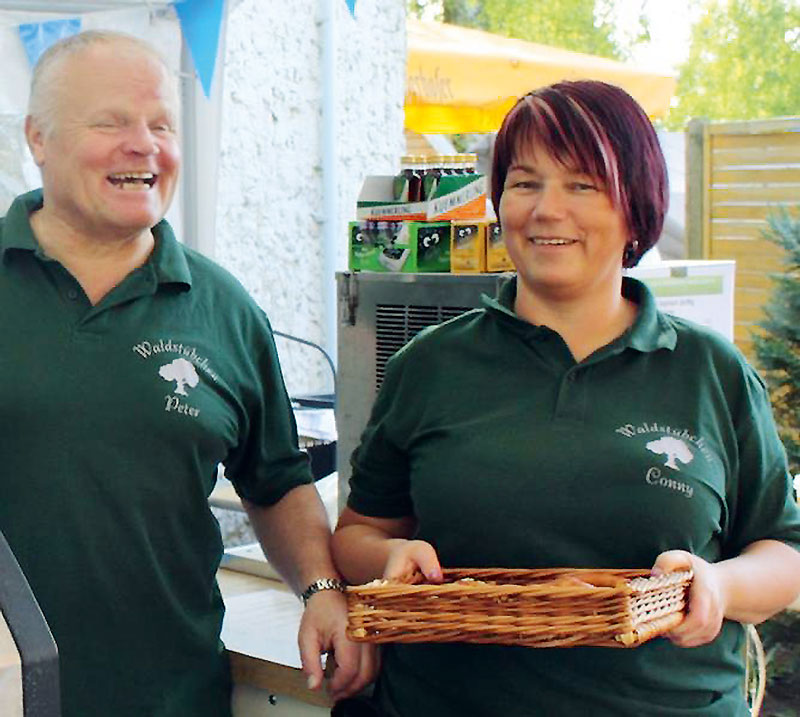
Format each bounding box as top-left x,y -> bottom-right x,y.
499,144 -> 629,301
528,236 -> 579,246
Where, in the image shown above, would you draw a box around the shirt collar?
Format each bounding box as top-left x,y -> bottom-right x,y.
148,217 -> 192,289
1,189 -> 43,254
622,276 -> 677,352
482,274 -> 677,353
1,188 -> 192,289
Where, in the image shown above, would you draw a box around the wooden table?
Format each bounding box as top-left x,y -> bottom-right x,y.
219,569 -> 333,714
0,617 -> 22,717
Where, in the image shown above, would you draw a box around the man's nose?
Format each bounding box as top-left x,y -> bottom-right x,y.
121,121 -> 159,155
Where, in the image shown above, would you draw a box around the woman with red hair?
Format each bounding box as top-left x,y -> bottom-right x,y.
333,81 -> 800,716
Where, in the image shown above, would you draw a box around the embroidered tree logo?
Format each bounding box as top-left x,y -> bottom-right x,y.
159,358 -> 199,396
646,437 -> 693,471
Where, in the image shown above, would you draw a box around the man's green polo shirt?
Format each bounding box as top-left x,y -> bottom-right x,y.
348,275 -> 800,717
0,190 -> 312,716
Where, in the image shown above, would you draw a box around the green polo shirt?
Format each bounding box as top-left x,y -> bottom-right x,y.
348,275 -> 800,717
0,190 -> 312,717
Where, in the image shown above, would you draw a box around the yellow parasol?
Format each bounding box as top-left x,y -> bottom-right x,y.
405,17 -> 676,133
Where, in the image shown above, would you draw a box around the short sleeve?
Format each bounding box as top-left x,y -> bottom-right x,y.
347,348 -> 415,518
724,364 -> 800,557
224,311 -> 313,506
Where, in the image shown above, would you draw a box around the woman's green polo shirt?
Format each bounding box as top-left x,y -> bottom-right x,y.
0,190 -> 312,717
348,275 -> 800,717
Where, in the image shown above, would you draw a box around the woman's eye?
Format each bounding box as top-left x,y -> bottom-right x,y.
511,180 -> 540,190
571,182 -> 598,192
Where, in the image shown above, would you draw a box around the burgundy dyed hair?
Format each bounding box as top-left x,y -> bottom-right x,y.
490,80 -> 668,267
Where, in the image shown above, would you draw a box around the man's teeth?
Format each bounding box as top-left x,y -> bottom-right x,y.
109,172 -> 156,190
531,238 -> 575,245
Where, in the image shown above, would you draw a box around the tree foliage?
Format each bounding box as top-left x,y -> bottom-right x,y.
407,0 -> 630,60
666,0 -> 800,129
752,211 -> 800,475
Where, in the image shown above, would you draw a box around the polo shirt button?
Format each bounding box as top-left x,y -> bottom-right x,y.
67,289 -> 78,300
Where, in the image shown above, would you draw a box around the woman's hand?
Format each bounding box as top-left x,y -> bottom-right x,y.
653,541 -> 800,646
384,539 -> 443,583
333,508 -> 444,586
651,550 -> 727,647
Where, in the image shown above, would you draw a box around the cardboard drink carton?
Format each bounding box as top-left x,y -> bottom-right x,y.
348,221 -> 402,272
356,174 -> 487,222
450,220 -> 487,273
485,221 -> 514,272
348,220 -> 450,273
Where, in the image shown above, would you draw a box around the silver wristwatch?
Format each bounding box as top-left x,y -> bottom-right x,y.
300,577 -> 347,606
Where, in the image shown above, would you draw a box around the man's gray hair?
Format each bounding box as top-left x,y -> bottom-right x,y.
28,30 -> 172,136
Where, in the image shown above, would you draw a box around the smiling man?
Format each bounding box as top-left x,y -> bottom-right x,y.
0,31 -> 374,716
24,34 -> 180,306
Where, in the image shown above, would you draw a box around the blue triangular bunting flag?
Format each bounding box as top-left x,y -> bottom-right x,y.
173,0 -> 225,98
18,18 -> 81,67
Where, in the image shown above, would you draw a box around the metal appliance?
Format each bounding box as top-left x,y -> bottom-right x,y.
0,529 -> 60,716
335,271 -> 507,504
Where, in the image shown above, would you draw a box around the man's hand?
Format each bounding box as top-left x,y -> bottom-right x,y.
242,490 -> 380,699
652,550 -> 727,647
298,589 -> 379,701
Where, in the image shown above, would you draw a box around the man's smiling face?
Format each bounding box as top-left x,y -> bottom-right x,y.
27,41 -> 180,242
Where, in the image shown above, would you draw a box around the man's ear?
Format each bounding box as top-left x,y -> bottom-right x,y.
25,115 -> 46,167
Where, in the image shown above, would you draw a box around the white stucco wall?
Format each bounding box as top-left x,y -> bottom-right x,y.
216,0 -> 406,398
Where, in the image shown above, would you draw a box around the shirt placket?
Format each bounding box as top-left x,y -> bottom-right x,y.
42,260 -> 157,336
553,364 -> 588,424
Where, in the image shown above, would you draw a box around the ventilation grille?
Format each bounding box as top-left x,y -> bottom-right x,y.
375,304 -> 471,389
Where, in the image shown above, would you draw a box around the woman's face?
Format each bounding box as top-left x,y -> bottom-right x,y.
499,143 -> 630,302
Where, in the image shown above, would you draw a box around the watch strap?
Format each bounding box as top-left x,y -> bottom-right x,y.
300,577 -> 347,606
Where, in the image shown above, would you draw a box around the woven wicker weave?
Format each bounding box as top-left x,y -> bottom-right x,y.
346,567 -> 692,648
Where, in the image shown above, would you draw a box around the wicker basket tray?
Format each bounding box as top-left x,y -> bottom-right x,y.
346,567 -> 692,648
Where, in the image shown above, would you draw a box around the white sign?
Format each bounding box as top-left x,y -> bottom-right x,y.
626,260 -> 736,341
